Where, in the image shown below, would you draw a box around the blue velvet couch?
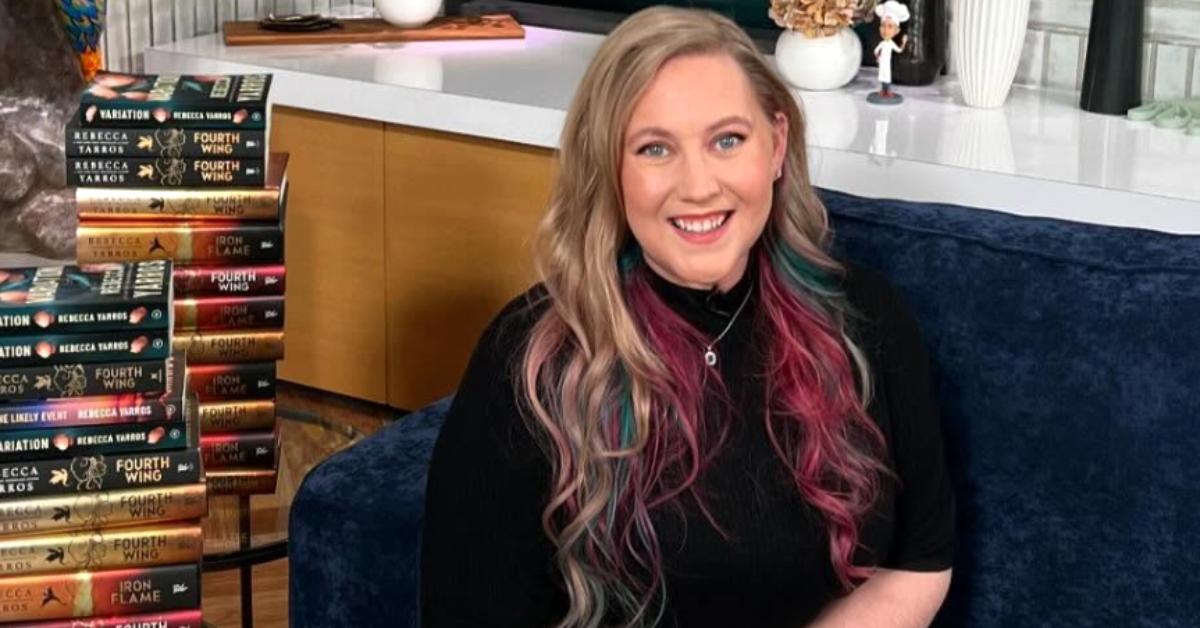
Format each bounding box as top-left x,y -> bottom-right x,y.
290,190 -> 1200,627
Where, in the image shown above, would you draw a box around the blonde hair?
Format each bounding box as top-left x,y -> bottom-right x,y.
519,7 -> 882,627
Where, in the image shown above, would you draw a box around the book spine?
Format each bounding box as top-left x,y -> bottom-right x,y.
0,330 -> 171,368
77,187 -> 279,221
0,393 -> 183,431
0,302 -> 170,337
66,126 -> 266,158
0,261 -> 172,336
172,265 -> 285,298
76,223 -> 284,265
201,431 -> 276,470
0,449 -> 203,498
207,469 -> 277,496
0,564 -> 200,622
174,296 -> 283,332
198,400 -> 276,433
0,419 -> 188,461
0,484 -> 207,537
186,362 -> 276,402
0,359 -> 168,401
173,331 -> 283,365
0,523 -> 203,577
67,158 -> 266,188
7,609 -> 204,628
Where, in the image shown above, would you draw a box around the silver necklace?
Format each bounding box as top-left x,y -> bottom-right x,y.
703,284 -> 753,367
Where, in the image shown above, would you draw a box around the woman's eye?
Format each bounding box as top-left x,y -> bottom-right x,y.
715,133 -> 745,151
637,143 -> 668,158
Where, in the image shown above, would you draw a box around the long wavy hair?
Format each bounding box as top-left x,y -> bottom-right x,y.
518,7 -> 890,627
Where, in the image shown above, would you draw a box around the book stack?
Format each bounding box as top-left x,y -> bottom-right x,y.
69,72 -> 286,498
0,262 -> 205,627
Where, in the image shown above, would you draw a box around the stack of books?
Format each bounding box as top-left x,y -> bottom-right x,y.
69,72 -> 287,498
0,262 -> 205,627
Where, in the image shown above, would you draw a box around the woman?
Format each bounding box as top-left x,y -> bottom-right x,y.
421,7 -> 954,627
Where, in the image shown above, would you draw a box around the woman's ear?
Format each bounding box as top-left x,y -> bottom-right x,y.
771,111 -> 789,177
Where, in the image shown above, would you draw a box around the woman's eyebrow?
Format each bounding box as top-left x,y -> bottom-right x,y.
626,115 -> 753,145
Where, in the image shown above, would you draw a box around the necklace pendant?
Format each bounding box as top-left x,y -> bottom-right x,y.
704,349 -> 718,367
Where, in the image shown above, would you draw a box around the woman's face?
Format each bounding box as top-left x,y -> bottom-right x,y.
620,52 -> 787,292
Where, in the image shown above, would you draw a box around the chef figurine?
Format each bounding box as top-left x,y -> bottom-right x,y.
868,1 -> 911,105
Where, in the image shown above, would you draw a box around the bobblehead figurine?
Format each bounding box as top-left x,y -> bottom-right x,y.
868,1 -> 911,105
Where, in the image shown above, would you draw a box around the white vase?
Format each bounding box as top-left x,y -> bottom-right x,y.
376,0 -> 442,28
952,0 -> 1032,108
774,28 -> 862,91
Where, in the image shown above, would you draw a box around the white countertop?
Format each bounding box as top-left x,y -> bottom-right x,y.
146,22 -> 1200,234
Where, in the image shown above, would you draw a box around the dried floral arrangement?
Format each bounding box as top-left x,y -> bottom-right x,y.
770,0 -> 876,37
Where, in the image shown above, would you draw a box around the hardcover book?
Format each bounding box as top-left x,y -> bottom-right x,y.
207,469 -> 277,496
0,262 -> 171,336
0,419 -> 188,461
67,157 -> 266,188
0,359 -> 169,401
76,222 -> 284,265
172,330 -> 284,364
0,329 -> 171,368
198,399 -> 275,433
66,124 -> 267,158
200,430 -> 276,470
0,483 -> 207,537
0,353 -> 185,430
172,264 -> 286,298
0,522 -> 202,576
6,609 -> 203,628
187,362 -> 276,401
0,564 -> 200,622
0,449 -> 203,498
76,152 -> 288,220
174,295 -> 284,332
76,72 -> 271,129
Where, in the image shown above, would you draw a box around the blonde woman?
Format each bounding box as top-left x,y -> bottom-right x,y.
421,7 -> 954,627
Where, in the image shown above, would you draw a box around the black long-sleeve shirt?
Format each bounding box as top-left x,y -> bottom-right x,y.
421,262 -> 955,627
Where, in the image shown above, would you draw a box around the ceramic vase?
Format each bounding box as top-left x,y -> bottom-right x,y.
774,27 -> 862,91
952,0 -> 1031,108
52,0 -> 106,81
1079,0 -> 1145,115
376,0 -> 442,28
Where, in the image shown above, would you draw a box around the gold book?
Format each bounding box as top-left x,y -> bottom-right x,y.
172,330 -> 284,364
0,522 -> 202,577
0,483 -> 207,537
206,469 -> 277,496
76,153 -> 288,221
197,399 -> 276,432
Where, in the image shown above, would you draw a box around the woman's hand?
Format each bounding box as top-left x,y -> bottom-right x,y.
806,568 -> 952,628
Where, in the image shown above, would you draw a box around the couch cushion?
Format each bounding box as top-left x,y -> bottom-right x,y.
822,189 -> 1200,627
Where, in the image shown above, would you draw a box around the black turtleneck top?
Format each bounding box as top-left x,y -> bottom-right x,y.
421,262 -> 955,628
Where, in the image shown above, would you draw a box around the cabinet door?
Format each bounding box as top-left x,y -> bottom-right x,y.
384,125 -> 555,409
271,106 -> 389,403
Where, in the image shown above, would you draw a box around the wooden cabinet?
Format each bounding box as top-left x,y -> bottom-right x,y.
270,106 -> 555,409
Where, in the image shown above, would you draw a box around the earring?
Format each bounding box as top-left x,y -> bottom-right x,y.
775,168 -> 783,179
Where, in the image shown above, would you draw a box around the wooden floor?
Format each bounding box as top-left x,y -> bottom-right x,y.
202,383 -> 402,628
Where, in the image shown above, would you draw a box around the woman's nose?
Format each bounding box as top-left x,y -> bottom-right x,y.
677,152 -> 721,203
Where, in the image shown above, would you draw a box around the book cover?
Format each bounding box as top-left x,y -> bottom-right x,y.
67,157 -> 266,188
0,483 -> 207,537
0,522 -> 202,577
0,262 -> 171,336
77,72 -> 270,129
173,330 -> 283,364
197,400 -> 275,433
76,222 -> 284,265
207,469 -> 277,496
66,124 -> 266,158
174,295 -> 283,332
186,362 -> 276,401
0,330 -> 171,368
0,353 -> 185,431
173,264 -> 285,298
0,564 -> 200,622
0,359 -> 168,401
0,419 -> 188,461
0,449 -> 202,499
6,609 -> 203,628
201,431 -> 276,470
